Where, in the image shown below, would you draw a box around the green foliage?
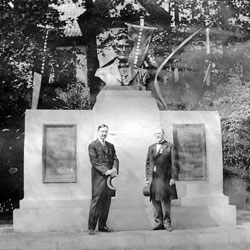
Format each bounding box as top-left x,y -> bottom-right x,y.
50,47 -> 78,88
221,102 -> 250,182
194,72 -> 250,182
40,46 -> 90,110
227,0 -> 250,34
0,0 -> 64,117
79,0 -> 145,36
119,3 -> 146,22
55,81 -> 90,110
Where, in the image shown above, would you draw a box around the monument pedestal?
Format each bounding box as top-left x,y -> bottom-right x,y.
161,111 -> 236,228
14,88 -> 236,232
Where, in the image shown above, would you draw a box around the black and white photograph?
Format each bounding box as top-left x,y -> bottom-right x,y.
0,0 -> 250,249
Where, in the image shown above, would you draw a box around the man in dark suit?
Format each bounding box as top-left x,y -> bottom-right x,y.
88,124 -> 119,235
145,127 -> 180,232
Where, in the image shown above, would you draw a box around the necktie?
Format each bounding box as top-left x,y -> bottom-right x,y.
102,141 -> 108,153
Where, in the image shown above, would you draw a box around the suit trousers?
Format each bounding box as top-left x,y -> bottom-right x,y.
88,190 -> 112,230
152,199 -> 171,226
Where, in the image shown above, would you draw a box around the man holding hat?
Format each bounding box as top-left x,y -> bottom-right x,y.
145,127 -> 180,232
88,124 -> 119,235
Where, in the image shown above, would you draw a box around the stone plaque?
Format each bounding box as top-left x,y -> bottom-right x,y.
42,124 -> 77,183
173,124 -> 207,181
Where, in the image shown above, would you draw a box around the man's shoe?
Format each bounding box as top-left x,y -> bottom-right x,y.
165,225 -> 173,232
89,229 -> 95,235
152,224 -> 165,230
99,226 -> 113,232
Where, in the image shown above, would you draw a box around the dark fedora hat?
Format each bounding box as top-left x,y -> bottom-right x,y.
143,185 -> 150,197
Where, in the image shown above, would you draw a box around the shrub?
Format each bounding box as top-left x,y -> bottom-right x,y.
221,102 -> 250,182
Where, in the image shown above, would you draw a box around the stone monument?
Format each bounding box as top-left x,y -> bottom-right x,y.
13,86 -> 236,232
13,21 -> 236,232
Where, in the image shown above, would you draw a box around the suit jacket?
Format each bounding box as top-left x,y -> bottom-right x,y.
88,139 -> 119,196
95,58 -> 149,88
145,140 -> 180,201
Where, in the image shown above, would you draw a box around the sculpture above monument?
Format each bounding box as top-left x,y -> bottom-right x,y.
95,32 -> 149,90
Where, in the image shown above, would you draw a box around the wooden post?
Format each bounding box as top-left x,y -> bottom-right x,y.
205,27 -> 211,87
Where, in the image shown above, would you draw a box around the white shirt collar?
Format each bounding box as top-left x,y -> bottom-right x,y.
98,137 -> 106,145
157,140 -> 165,145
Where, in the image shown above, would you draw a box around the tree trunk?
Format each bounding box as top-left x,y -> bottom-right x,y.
78,0 -> 100,102
174,2 -> 180,26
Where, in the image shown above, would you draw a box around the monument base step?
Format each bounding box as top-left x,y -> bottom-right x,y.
13,199 -> 91,232
1,225 -> 250,250
14,201 -> 236,232
172,204 -> 237,229
13,199 -> 153,232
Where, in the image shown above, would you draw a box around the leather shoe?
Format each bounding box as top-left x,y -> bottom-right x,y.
152,224 -> 165,230
165,225 -> 173,232
89,229 -> 95,235
99,226 -> 113,232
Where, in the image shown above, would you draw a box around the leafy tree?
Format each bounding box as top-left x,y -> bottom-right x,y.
226,0 -> 250,35
0,0 -> 64,118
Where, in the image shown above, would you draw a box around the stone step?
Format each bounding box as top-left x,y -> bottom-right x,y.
0,224 -> 250,250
